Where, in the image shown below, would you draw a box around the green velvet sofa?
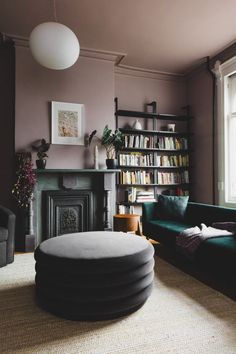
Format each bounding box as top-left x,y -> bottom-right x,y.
142,201 -> 236,280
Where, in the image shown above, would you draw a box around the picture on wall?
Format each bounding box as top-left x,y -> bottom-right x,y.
51,101 -> 85,145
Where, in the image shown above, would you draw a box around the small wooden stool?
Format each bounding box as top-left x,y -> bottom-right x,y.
113,214 -> 141,233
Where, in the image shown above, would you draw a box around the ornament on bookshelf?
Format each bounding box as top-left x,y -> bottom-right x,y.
132,119 -> 142,130
167,123 -> 175,132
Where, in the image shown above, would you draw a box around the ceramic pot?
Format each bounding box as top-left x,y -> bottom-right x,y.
132,119 -> 142,130
36,159 -> 47,169
106,159 -> 117,169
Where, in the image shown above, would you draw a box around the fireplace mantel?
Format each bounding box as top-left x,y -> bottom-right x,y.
34,169 -> 121,173
30,169 -> 120,249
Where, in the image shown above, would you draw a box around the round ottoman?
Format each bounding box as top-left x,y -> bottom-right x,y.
34,231 -> 154,321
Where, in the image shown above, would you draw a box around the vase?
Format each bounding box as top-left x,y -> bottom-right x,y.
106,159 -> 117,169
36,159 -> 46,169
132,119 -> 142,130
94,145 -> 99,169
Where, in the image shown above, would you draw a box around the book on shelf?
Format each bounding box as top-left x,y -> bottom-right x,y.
157,171 -> 189,184
125,187 -> 137,203
119,152 -> 154,167
156,137 -> 188,150
162,188 -> 189,196
136,190 -> 156,203
159,154 -> 189,167
123,134 -> 155,149
119,170 -> 153,185
118,204 -> 135,214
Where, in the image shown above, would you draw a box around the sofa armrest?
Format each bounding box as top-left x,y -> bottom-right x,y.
142,202 -> 157,223
0,205 -> 16,263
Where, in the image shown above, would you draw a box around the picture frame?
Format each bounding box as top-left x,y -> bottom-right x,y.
51,101 -> 85,145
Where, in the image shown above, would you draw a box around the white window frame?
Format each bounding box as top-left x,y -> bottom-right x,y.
215,56 -> 236,207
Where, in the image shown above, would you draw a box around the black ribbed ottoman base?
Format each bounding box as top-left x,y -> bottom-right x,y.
34,231 -> 155,321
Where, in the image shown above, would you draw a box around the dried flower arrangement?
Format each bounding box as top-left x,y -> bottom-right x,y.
12,153 -> 37,208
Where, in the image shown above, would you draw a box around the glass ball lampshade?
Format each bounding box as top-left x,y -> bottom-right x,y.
29,22 -> 80,70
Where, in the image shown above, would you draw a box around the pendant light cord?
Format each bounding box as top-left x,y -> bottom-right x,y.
53,0 -> 58,22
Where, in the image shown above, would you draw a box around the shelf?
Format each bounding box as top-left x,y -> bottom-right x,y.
119,128 -> 189,136
117,201 -> 156,206
117,183 -> 189,187
116,110 -> 158,119
116,110 -> 191,121
121,147 -> 188,153
118,165 -> 189,169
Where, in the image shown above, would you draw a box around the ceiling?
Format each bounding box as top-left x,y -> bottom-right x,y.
1,0 -> 236,74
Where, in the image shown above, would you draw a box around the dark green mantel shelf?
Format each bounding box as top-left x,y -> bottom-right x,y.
34,169 -> 121,173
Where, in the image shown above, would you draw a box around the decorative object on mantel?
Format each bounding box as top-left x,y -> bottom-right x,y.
132,119 -> 142,130
29,0 -> 80,70
88,125 -> 124,169
51,101 -> 84,145
12,153 -> 37,252
32,138 -> 51,169
94,145 -> 99,169
12,153 -> 36,208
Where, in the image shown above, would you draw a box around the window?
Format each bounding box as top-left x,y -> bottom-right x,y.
216,57 -> 236,207
225,74 -> 236,203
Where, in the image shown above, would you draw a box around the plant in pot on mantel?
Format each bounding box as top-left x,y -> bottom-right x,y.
88,125 -> 124,169
32,138 -> 51,169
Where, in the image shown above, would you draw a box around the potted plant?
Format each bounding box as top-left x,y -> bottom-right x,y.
88,125 -> 124,169
32,138 -> 51,169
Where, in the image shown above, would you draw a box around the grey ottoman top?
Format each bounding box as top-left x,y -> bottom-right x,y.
35,231 -> 154,274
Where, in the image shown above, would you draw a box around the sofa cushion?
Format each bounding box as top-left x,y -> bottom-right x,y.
196,236 -> 236,278
0,227 -> 8,242
148,220 -> 193,247
156,195 -> 189,221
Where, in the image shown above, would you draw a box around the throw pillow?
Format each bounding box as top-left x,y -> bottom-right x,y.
157,195 -> 189,221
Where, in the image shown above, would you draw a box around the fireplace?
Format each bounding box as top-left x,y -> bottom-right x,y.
43,190 -> 94,238
29,169 -> 119,248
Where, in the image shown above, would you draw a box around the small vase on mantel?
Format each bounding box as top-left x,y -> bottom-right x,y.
94,145 -> 99,169
36,159 -> 47,169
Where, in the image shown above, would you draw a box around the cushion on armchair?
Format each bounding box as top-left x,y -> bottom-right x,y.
156,195 -> 189,221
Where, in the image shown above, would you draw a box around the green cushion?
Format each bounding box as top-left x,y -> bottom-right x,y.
157,195 -> 189,221
147,220 -> 193,247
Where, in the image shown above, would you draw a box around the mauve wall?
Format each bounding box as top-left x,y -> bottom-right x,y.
115,73 -> 187,114
15,46 -> 115,169
186,66 -> 213,203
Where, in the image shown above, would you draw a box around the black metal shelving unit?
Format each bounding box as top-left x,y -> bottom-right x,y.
114,97 -> 192,209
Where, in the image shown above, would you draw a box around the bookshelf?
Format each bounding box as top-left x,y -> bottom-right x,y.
115,98 -> 192,211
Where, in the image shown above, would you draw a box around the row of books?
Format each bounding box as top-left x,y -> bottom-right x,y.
156,137 -> 188,150
119,171 -> 153,185
136,191 -> 156,203
118,205 -> 136,214
157,171 -> 189,184
126,188 -> 156,203
119,153 -> 189,167
162,187 -> 189,196
157,154 -> 189,167
119,153 -> 154,166
124,135 -> 155,149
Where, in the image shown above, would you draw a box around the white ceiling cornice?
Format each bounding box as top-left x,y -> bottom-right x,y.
115,64 -> 184,82
5,32 -> 184,81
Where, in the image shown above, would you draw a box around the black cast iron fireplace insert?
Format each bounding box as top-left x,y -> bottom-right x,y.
43,190 -> 94,238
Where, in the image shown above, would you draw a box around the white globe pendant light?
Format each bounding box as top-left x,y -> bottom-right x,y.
29,1 -> 80,70
29,22 -> 80,70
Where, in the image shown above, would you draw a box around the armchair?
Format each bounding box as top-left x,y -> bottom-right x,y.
0,205 -> 15,267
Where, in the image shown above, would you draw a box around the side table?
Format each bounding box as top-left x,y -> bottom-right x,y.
113,214 -> 141,234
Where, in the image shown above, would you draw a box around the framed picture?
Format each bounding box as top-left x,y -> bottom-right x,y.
51,101 -> 85,145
